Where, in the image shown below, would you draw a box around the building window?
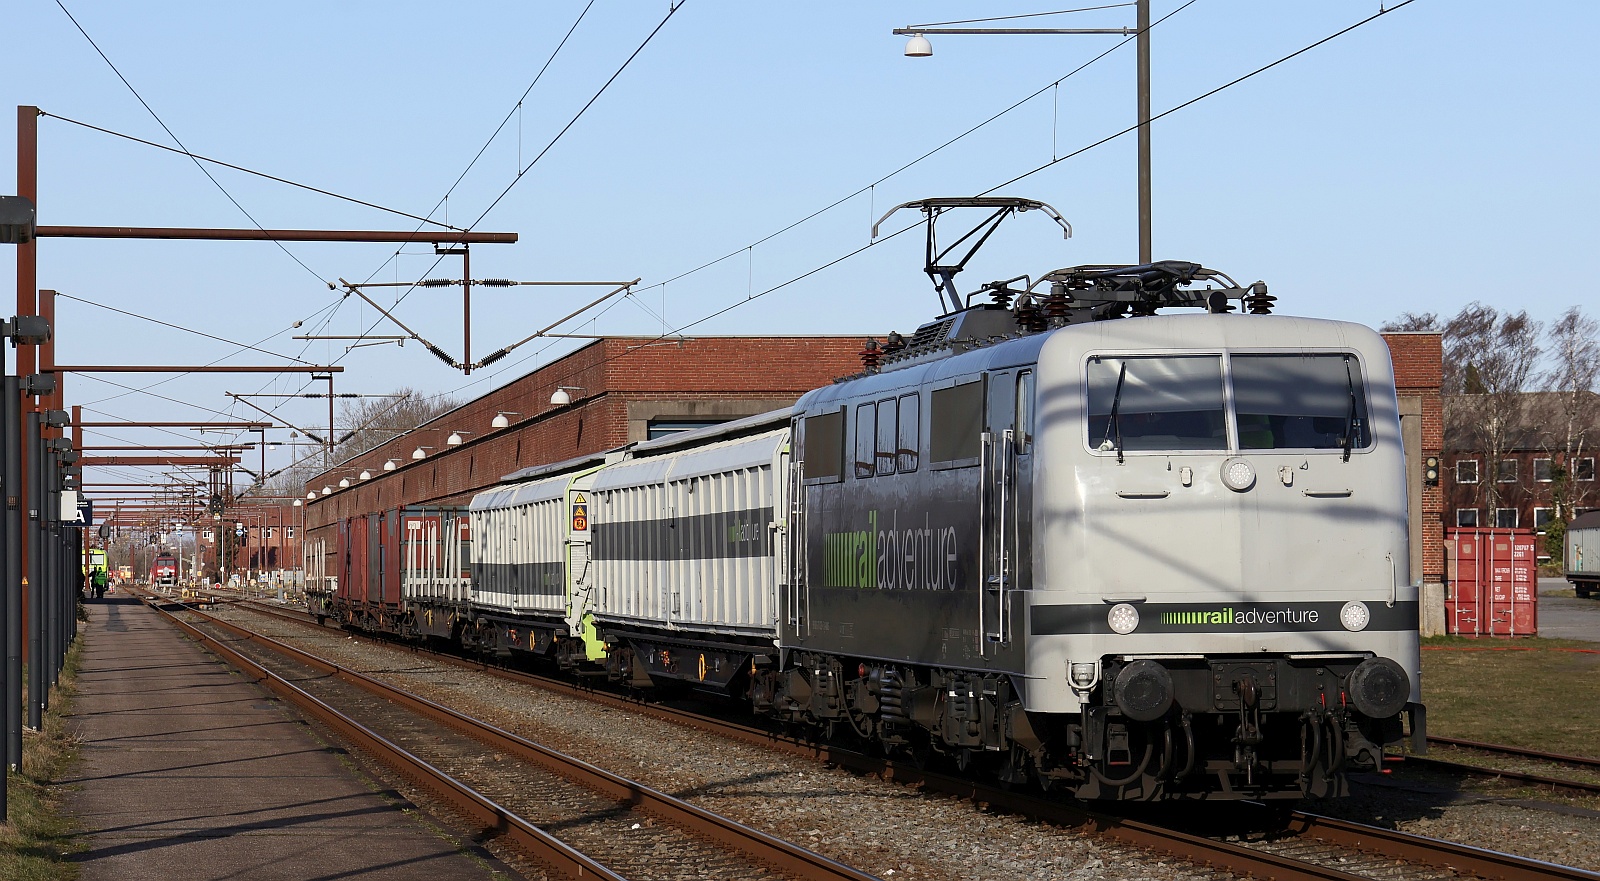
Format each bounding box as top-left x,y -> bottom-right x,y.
1577,457 -> 1596,482
1495,507 -> 1518,528
1456,459 -> 1478,484
286,527 -> 296,539
1534,458 -> 1553,482
1497,459 -> 1518,483
1456,509 -> 1479,527
1533,507 -> 1554,529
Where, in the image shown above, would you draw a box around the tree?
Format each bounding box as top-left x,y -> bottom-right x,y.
1539,307 -> 1600,521
1438,303 -> 1542,513
260,387 -> 459,498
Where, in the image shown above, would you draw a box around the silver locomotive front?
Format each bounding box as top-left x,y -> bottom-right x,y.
1025,314 -> 1423,798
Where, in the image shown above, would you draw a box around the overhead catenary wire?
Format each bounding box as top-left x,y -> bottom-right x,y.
57,292 -> 315,365
53,0 -> 331,288
37,112 -> 467,232
433,0 -> 1425,411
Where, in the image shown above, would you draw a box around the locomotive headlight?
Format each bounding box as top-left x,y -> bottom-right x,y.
1221,457 -> 1256,492
1340,600 -> 1371,632
1107,603 -> 1140,635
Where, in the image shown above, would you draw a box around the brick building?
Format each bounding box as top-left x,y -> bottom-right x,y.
1382,332 -> 1447,633
302,335 -> 867,539
1441,391 -> 1600,551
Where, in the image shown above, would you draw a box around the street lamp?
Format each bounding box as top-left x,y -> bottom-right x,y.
893,1 -> 1154,263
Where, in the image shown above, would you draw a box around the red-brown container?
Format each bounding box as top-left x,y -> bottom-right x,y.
1445,528 -> 1539,637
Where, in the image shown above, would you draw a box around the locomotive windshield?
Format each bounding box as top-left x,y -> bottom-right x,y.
1232,353 -> 1370,451
1087,355 -> 1227,452
1087,352 -> 1372,454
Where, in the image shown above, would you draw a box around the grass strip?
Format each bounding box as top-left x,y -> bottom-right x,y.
0,637 -> 84,881
1421,634 -> 1600,758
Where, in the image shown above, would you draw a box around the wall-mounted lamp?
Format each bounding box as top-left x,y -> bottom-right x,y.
293,499 -> 303,507
412,446 -> 433,460
338,477 -> 351,488
321,486 -> 332,496
359,469 -> 372,481
492,411 -> 520,429
383,459 -> 398,471
306,491 -> 317,500
447,430 -> 472,446
550,386 -> 583,407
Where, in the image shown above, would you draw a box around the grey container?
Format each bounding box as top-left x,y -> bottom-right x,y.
590,427 -> 789,640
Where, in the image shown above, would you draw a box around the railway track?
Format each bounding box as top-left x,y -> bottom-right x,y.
201,596 -> 1600,881
1404,738 -> 1600,796
135,590 -> 880,881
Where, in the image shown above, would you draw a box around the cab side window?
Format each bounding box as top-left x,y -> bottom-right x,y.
855,403 -> 877,479
897,393 -> 920,473
876,398 -> 897,476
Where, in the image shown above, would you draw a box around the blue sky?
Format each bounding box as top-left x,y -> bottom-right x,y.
4,1 -> 1596,490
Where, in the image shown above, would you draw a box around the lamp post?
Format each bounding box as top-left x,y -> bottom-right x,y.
894,0 -> 1154,263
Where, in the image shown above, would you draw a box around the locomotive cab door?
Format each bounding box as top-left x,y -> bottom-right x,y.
982,371 -> 1031,650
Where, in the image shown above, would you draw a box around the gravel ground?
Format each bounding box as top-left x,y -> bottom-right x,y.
214,606 -> 1600,879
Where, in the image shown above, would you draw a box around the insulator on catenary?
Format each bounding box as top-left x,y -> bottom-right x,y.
478,348 -> 511,367
419,278 -> 455,287
477,278 -> 516,287
425,343 -> 457,366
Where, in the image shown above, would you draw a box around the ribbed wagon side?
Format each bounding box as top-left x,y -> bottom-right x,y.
588,425 -> 790,689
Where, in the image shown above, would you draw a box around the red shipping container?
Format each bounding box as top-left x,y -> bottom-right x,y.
1445,528 -> 1539,637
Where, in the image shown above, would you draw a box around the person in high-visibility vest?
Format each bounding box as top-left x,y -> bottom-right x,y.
91,567 -> 109,599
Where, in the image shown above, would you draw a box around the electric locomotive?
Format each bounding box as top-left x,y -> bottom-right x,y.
773,282 -> 1421,799
331,198 -> 1426,800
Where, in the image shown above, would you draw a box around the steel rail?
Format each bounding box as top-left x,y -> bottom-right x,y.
1396,755 -> 1600,797
134,594 -> 623,881
233,599 -> 1600,881
1428,736 -> 1600,771
168,597 -> 882,881
1286,812 -> 1600,881
221,603 -> 1390,881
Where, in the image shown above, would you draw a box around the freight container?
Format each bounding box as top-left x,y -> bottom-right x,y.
400,507 -> 472,606
1565,511 -> 1600,599
1445,527 -> 1538,636
590,426 -> 788,640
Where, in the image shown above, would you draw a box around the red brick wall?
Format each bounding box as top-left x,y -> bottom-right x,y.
1383,332 -> 1445,584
